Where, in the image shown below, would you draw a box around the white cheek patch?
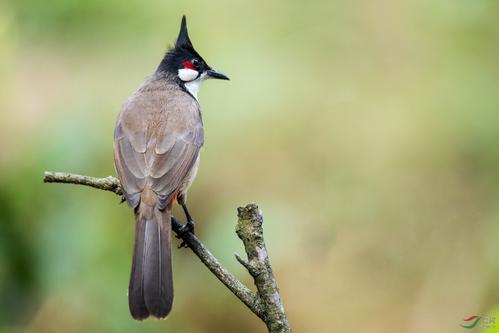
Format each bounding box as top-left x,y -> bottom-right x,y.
178,68 -> 199,82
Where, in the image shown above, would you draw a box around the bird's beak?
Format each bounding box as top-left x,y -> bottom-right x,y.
206,68 -> 230,80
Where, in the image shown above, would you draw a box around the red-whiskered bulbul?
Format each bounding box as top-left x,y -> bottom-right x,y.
113,16 -> 229,320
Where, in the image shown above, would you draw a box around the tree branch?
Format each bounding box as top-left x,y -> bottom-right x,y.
237,205 -> 292,333
44,172 -> 123,196
43,171 -> 291,333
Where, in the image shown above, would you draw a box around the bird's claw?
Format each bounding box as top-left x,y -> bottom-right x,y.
176,220 -> 195,248
182,220 -> 196,234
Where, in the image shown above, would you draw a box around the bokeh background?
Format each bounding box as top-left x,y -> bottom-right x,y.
1,0 -> 499,332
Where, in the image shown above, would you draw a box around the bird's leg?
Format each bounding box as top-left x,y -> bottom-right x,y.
180,201 -> 196,234
175,194 -> 196,248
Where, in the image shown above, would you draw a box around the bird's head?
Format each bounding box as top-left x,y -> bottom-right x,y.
158,16 -> 229,97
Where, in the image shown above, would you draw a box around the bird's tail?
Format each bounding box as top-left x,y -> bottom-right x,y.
129,199 -> 173,320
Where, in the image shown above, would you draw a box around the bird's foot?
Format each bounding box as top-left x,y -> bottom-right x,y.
181,219 -> 196,234
176,219 -> 196,248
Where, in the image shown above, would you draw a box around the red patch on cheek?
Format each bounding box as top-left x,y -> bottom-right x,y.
182,61 -> 195,70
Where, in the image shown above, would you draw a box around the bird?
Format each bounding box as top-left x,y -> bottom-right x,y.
113,15 -> 229,320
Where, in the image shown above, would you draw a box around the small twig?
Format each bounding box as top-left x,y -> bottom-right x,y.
235,253 -> 258,276
43,171 -> 293,332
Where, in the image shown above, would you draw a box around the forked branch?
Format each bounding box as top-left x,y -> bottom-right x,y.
43,171 -> 291,333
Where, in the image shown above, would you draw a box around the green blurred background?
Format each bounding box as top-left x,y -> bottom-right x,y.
1,0 -> 499,332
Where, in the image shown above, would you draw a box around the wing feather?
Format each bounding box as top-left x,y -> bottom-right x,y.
113,83 -> 203,209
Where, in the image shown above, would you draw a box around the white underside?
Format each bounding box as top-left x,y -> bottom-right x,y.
184,72 -> 207,100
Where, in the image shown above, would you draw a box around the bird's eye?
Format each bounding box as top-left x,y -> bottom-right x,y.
191,59 -> 200,68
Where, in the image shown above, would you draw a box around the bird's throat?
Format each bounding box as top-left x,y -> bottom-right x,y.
184,79 -> 202,100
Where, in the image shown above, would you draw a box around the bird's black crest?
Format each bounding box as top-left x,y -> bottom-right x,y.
176,16 -> 193,49
157,16 -> 207,75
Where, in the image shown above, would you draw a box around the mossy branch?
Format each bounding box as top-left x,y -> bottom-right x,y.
43,171 -> 291,333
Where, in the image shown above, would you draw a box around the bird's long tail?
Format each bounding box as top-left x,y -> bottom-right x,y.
129,198 -> 173,320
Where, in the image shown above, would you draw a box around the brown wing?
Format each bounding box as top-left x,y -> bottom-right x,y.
114,83 -> 203,209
